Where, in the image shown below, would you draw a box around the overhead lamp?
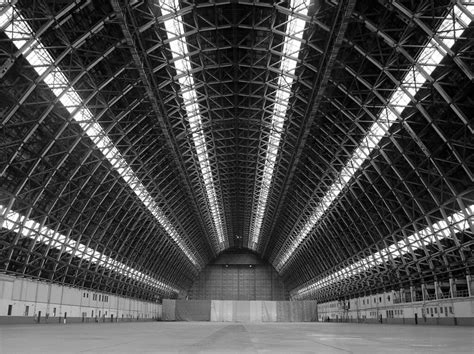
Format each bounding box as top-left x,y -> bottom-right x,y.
0,5 -> 199,267
248,0 -> 310,250
157,0 -> 226,248
277,3 -> 473,270
293,204 -> 474,299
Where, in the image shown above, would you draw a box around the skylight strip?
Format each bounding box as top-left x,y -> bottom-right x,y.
0,6 -> 199,267
249,0 -> 310,249
277,4 -> 473,269
0,205 -> 180,294
293,205 -> 474,298
158,0 -> 225,246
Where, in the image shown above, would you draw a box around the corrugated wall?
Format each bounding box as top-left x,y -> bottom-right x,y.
188,265 -> 288,300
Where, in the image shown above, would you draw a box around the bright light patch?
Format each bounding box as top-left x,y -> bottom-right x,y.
0,205 -> 180,294
157,0 -> 226,248
0,6 -> 199,267
293,205 -> 474,299
249,0 -> 310,249
276,4 -> 473,270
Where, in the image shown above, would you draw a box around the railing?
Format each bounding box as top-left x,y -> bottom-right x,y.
438,292 -> 451,299
360,289 -> 471,307
425,294 -> 436,301
455,289 -> 469,298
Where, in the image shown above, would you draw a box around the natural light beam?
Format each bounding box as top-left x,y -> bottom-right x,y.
157,0 -> 226,248
276,4 -> 474,270
249,0 -> 310,250
0,205 -> 180,294
292,205 -> 474,299
0,5 -> 199,267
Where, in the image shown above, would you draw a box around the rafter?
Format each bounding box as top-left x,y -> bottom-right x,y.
156,0 -> 227,249
248,0 -> 310,249
275,3 -> 474,271
0,204 -> 179,295
0,4 -> 200,267
293,204 -> 474,299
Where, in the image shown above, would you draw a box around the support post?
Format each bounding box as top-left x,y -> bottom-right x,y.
421,283 -> 427,301
449,278 -> 456,298
467,274 -> 473,297
410,285 -> 416,302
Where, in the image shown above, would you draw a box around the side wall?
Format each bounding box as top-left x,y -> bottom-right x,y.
0,274 -> 162,324
317,291 -> 474,326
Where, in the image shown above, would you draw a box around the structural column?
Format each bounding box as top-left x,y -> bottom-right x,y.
410,285 -> 416,302
421,283 -> 428,301
434,281 -> 441,300
449,278 -> 456,299
467,274 -> 473,297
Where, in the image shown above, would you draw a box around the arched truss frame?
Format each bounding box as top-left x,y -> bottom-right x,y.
0,0 -> 472,302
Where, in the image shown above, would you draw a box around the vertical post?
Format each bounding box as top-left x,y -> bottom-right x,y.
467,274 -> 472,297
449,278 -> 456,298
46,283 -> 51,323
421,283 -> 427,301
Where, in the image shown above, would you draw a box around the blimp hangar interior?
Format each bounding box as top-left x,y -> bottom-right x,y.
0,0 -> 473,352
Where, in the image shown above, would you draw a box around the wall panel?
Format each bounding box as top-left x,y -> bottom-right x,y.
222,300 -> 234,321
234,300 -> 251,322
0,274 -> 161,323
162,299 -> 176,321
262,301 -> 277,322
175,300 -> 211,321
211,300 -> 224,321
250,300 -> 263,322
190,265 -> 287,301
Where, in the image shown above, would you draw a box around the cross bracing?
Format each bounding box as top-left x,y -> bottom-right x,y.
275,1 -> 474,271
0,0 -> 473,303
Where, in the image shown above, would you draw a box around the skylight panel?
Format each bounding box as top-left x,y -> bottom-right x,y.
248,0 -> 310,250
276,4 -> 473,270
157,0 -> 226,247
0,205 -> 179,294
0,5 -> 199,267
293,205 -> 474,299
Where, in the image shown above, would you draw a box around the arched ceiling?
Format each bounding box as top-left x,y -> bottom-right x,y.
0,0 -> 473,302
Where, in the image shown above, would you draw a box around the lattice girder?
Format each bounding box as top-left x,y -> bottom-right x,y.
1,0 -> 473,303
266,0 -> 473,299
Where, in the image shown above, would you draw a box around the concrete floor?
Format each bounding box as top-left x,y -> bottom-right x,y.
0,321 -> 473,353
